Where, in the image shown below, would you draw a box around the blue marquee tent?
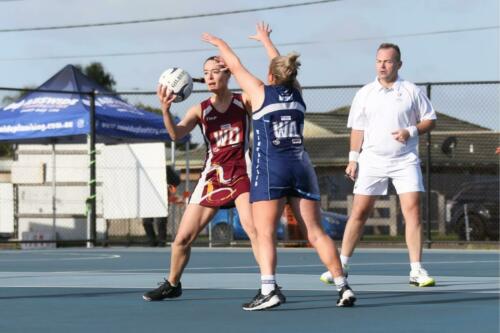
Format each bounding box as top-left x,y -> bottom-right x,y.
0,64 -> 187,143
0,65 -> 189,246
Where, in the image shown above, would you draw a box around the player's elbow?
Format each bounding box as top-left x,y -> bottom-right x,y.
168,130 -> 182,141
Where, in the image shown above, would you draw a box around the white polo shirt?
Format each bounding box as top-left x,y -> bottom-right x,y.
347,77 -> 436,158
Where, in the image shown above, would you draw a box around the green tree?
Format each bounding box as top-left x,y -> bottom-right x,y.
135,102 -> 162,115
0,143 -> 13,158
1,86 -> 35,106
0,87 -> 36,158
75,62 -> 116,92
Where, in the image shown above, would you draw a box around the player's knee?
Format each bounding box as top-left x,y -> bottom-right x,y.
173,233 -> 195,248
350,209 -> 371,222
307,234 -> 318,245
245,227 -> 258,241
256,229 -> 274,241
404,205 -> 420,216
306,228 -> 325,246
240,220 -> 257,240
402,206 -> 420,222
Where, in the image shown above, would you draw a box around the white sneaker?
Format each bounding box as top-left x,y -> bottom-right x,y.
320,271 -> 333,284
320,265 -> 349,285
409,268 -> 436,287
336,285 -> 356,307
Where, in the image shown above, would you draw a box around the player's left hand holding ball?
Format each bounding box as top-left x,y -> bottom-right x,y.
157,84 -> 177,113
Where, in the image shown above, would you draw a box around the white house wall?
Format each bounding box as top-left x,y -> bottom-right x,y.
0,183 -> 14,233
17,217 -> 106,240
17,185 -> 103,215
13,142 -> 167,241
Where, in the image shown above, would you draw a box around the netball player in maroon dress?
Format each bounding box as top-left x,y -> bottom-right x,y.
143,57 -> 259,301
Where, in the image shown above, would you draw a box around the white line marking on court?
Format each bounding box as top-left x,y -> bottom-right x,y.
0,254 -> 120,262
0,273 -> 498,294
0,260 -> 496,276
63,260 -> 495,273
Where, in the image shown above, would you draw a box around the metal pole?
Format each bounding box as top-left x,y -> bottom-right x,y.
208,220 -> 212,248
51,142 -> 57,244
229,208 -> 234,244
463,204 -> 471,241
87,90 -> 97,248
171,141 -> 176,167
425,84 -> 432,248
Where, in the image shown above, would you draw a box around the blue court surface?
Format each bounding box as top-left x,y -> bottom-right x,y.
0,247 -> 498,333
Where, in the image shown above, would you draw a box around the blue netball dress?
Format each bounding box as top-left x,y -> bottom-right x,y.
250,85 -> 320,202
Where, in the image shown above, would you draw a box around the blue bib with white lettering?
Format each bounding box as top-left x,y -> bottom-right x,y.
252,85 -> 306,160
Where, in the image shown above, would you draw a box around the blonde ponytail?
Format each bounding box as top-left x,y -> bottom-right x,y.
269,52 -> 301,87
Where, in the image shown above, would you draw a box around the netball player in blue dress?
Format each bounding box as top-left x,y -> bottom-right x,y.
203,22 -> 356,310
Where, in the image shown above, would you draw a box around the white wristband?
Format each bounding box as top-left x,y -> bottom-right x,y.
406,126 -> 418,138
348,151 -> 360,162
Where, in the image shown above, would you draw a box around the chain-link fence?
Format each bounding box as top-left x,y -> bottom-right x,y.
0,81 -> 498,247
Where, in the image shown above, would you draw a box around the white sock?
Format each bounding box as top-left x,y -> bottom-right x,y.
410,262 -> 422,272
261,275 -> 276,295
333,276 -> 347,291
340,255 -> 350,268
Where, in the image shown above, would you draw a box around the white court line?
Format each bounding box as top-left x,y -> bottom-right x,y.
0,260 -> 496,275
2,248 -> 498,254
0,273 -> 498,293
0,254 -> 120,262
184,260 -> 500,270
104,259 -> 500,272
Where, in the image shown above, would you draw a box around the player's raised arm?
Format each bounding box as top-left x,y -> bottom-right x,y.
202,33 -> 264,110
157,84 -> 199,141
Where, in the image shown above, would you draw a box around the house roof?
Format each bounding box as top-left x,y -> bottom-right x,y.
174,109 -> 499,169
304,108 -> 490,135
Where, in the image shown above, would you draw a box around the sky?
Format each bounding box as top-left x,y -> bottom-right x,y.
0,0 -> 498,140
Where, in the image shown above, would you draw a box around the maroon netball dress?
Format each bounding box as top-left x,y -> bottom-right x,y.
189,93 -> 251,207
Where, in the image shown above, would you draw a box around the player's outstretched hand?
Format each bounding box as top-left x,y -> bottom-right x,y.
249,21 -> 272,43
202,33 -> 223,47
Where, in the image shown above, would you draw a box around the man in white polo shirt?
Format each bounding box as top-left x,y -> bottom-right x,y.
321,43 -> 437,287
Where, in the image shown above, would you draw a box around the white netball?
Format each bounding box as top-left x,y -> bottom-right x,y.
158,68 -> 193,103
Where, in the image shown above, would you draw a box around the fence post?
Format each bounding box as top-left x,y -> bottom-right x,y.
425,84 -> 432,248
347,195 -> 353,216
436,192 -> 446,235
87,90 -> 97,248
321,194 -> 329,210
389,195 -> 398,236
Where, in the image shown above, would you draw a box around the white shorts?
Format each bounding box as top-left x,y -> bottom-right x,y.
353,152 -> 425,195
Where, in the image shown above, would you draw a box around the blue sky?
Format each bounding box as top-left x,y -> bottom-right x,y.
0,0 -> 498,137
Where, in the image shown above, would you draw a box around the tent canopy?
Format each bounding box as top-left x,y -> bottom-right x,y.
0,65 -> 187,144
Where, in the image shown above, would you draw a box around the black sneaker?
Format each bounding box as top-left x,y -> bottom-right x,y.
242,289 -> 281,311
336,285 -> 356,307
142,280 -> 182,301
275,284 -> 286,304
251,285 -> 287,304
